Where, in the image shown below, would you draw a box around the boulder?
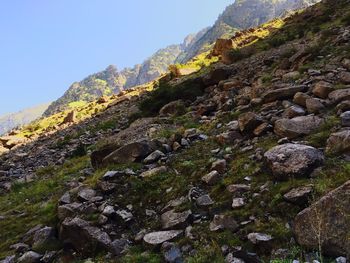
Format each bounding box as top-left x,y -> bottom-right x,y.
329,88 -> 350,103
209,214 -> 239,232
238,112 -> 263,133
212,38 -> 235,56
143,230 -> 183,246
274,116 -> 324,139
61,111 -> 76,125
32,226 -> 59,253
339,71 -> 350,84
264,143 -> 324,180
305,98 -> 326,113
203,66 -> 232,86
59,217 -> 111,255
17,251 -> 42,263
312,81 -> 333,99
161,210 -> 191,229
0,256 -> 15,263
57,203 -> 82,221
77,188 -> 96,202
159,100 -> 186,117
294,180 -> 350,256
262,85 -> 306,103
102,141 -> 154,166
326,130 -> 350,154
143,150 -> 165,164
283,186 -> 313,206
293,92 -> 311,107
196,194 -> 214,207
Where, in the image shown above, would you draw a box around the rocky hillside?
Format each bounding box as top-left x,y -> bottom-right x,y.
44,0 -> 320,117
1,0 -> 350,262
0,103 -> 50,136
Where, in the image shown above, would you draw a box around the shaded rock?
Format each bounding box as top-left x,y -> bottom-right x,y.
264,143 -> 324,180
341,111 -> 350,127
143,230 -> 183,246
161,210 -> 191,229
162,242 -> 183,263
110,239 -> 129,256
294,180 -> 350,256
196,194 -> 214,207
339,71 -> 350,84
77,188 -> 96,202
262,85 -> 306,103
227,184 -> 251,196
140,166 -> 167,178
0,256 -> 15,263
102,141 -> 154,166
326,130 -> 350,154
59,192 -> 71,205
209,214 -> 239,232
159,100 -> 186,117
238,112 -> 263,133
337,100 -> 350,112
283,186 -> 313,206
248,233 -> 273,244
143,150 -> 165,164
203,66 -> 232,86
57,203 -> 82,221
211,159 -> 227,174
9,243 -> 29,253
98,181 -> 117,194
329,88 -> 350,103
202,170 -> 221,185
17,251 -> 42,263
293,92 -> 311,107
283,105 -> 305,118
216,131 -> 243,145
312,81 -> 333,99
32,226 -> 59,253
212,38 -> 235,56
59,217 -> 111,255
61,111 -> 76,125
274,116 -> 324,139
116,209 -> 134,222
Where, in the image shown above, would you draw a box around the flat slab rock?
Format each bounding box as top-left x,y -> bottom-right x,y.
143,230 -> 183,246
264,143 -> 324,180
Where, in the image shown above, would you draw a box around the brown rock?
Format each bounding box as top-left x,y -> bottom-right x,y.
305,98 -> 326,113
202,170 -> 221,185
326,130 -> 350,154
209,214 -> 239,232
159,100 -> 186,117
329,88 -> 350,103
262,85 -> 306,103
312,81 -> 333,99
339,71 -> 350,84
211,159 -> 227,174
293,92 -> 311,107
212,39 -> 236,56
61,111 -> 76,125
238,112 -> 263,133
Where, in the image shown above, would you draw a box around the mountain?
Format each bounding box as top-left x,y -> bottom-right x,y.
177,0 -> 321,62
45,0 -> 320,116
0,103 -> 50,135
2,0 -> 350,261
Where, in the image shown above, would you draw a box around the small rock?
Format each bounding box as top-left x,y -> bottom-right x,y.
211,159 -> 227,174
232,198 -> 245,209
196,194 -> 214,207
162,242 -> 183,263
202,170 -> 221,185
341,111 -> 350,127
238,112 -> 263,133
161,210 -> 191,229
293,92 -> 311,107
326,130 -> 350,154
143,230 -> 183,246
283,186 -> 313,206
227,184 -> 251,196
143,150 -> 165,164
77,188 -> 96,202
17,251 -> 42,263
247,233 -> 273,244
209,214 -> 239,232
9,243 -> 29,253
312,81 -> 333,99
339,71 -> 350,84
140,166 -> 167,178
336,257 -> 347,263
306,98 -> 326,113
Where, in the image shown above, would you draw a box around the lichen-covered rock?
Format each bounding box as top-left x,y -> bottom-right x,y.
294,180 -> 350,256
264,144 -> 324,180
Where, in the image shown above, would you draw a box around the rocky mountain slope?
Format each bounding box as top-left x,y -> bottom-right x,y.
1,0 -> 350,262
44,0 -> 320,117
0,103 -> 50,136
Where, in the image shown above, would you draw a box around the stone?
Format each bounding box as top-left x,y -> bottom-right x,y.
336,257 -> 347,263
341,111 -> 350,127
337,100 -> 350,112
0,256 -> 15,263
102,170 -> 126,180
203,66 -> 232,86
264,143 -> 324,180
293,92 -> 311,107
238,112 -> 263,133
77,188 -> 96,202
102,141 -> 154,166
312,81 -> 333,99
283,105 -> 306,118
32,226 -> 58,252
339,71 -> 350,84
57,202 -> 82,220
232,198 -> 245,209
209,214 -> 239,232
159,100 -> 186,117
140,166 -> 167,178
262,85 -> 306,103
143,230 -> 183,246
329,88 -> 350,103
196,194 -> 214,207
116,209 -> 134,222
17,251 -> 42,263
283,186 -> 313,206
61,111 -> 76,125
274,116 -> 324,139
161,210 -> 191,229
294,180 -> 350,256
40,251 -> 57,263
143,150 -> 165,164
305,98 -> 326,113
282,71 -> 300,81
59,217 -> 111,255
98,181 -> 117,194
161,242 -> 183,263
212,38 -> 235,56
202,170 -> 221,185
326,130 -> 350,154
102,205 -> 115,217
227,184 -> 251,196
211,159 -> 227,174
247,233 -> 273,244
59,192 -> 71,205
216,131 -> 243,145
110,239 -> 129,256
9,243 -> 29,253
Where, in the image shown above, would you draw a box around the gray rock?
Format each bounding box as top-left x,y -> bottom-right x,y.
211,159 -> 227,174
226,184 -> 251,196
209,214 -> 239,232
77,188 -> 96,202
196,194 -> 214,207
140,166 -> 167,178
143,230 -> 183,246
329,88 -> 350,103
336,257 -> 347,263
232,198 -> 245,209
265,143 -> 324,180
341,111 -> 350,127
17,251 -> 42,263
306,98 -> 326,113
283,186 -> 313,206
283,105 -> 306,119
110,239 -> 129,256
116,209 -> 134,222
247,233 -> 273,244
339,71 -> 350,84
32,226 -> 58,253
274,116 -> 324,139
143,150 -> 165,164
162,242 -> 183,263
0,256 -> 15,263
57,202 -> 82,221
59,192 -> 71,205
202,170 -> 221,185
9,243 -> 29,253
161,210 -> 191,229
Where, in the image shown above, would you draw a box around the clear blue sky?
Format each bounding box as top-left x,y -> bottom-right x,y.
0,0 -> 233,115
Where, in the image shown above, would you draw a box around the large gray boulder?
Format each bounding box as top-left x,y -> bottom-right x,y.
294,180 -> 350,256
264,143 -> 324,180
274,116 -> 324,139
59,217 -> 111,255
